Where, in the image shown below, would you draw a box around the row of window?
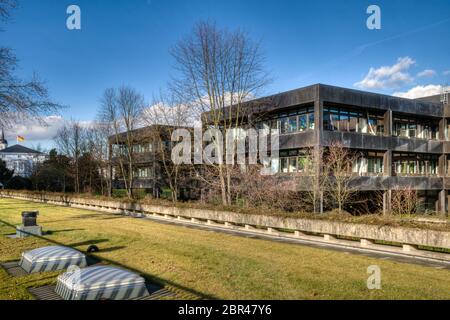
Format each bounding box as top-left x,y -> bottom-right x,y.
323,107 -> 384,136
257,105 -> 443,141
133,167 -> 153,178
275,150 -> 439,177
112,143 -> 153,156
393,118 -> 439,140
256,106 -> 315,134
392,153 -> 438,176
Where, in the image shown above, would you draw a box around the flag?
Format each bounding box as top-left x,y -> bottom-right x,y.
17,135 -> 25,142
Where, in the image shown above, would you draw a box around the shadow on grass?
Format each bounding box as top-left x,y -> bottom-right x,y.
98,246 -> 127,253
45,229 -> 85,235
67,239 -> 110,248
0,218 -> 216,300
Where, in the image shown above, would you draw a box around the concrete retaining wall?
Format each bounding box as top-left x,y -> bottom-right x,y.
1,191 -> 449,251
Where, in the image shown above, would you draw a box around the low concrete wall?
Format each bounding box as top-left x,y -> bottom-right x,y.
1,191 -> 449,251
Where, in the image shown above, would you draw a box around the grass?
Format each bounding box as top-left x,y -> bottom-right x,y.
0,198 -> 449,300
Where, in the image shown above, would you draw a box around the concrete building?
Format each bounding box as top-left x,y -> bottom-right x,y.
108,84 -> 450,215
205,84 -> 449,215
108,125 -> 197,199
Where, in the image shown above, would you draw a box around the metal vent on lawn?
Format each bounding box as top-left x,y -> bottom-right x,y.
55,266 -> 150,300
19,246 -> 87,274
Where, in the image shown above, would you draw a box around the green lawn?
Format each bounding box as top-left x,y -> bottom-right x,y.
0,198 -> 449,300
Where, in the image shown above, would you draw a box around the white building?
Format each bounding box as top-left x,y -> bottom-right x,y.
0,130 -> 47,177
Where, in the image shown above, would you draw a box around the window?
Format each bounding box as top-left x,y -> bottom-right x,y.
280,158 -> 289,173
393,153 -> 438,176
278,149 -> 309,174
352,151 -> 384,176
299,114 -> 307,131
393,116 -> 439,140
324,105 -> 384,136
288,116 -> 297,133
256,105 -> 315,135
308,113 -> 315,129
134,167 -> 153,178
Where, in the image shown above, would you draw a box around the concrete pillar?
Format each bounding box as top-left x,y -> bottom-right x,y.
294,231 -> 306,237
319,191 -> 324,214
383,150 -> 392,176
323,234 -> 336,241
224,222 -> 233,227
360,239 -> 374,246
383,109 -> 392,137
402,244 -> 418,252
191,218 -> 199,223
383,190 -> 392,215
244,224 -> 254,230
438,155 -> 446,177
439,118 -> 447,141
436,190 -> 447,216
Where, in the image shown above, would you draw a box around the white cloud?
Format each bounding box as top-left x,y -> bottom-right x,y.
355,57 -> 416,89
393,84 -> 448,99
417,69 -> 436,78
4,115 -> 65,142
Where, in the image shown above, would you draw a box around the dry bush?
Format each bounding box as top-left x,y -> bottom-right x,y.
203,165 -> 306,212
391,186 -> 422,215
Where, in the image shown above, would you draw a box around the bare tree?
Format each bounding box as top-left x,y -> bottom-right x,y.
0,0 -> 16,24
325,142 -> 358,214
54,121 -> 86,193
97,87 -> 145,199
0,1 -> 62,129
143,92 -> 194,202
85,122 -> 112,196
170,21 -> 271,206
300,147 -> 328,214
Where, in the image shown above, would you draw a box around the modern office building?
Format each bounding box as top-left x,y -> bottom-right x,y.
109,84 -> 449,215
205,84 -> 449,214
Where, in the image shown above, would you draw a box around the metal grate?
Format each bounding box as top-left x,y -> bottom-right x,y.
28,283 -> 177,300
28,286 -> 62,300
134,283 -> 177,300
1,261 -> 28,277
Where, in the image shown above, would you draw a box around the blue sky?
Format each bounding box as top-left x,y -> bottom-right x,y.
2,0 -> 450,149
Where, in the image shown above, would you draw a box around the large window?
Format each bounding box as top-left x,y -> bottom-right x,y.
257,105 -> 315,135
323,105 -> 384,136
393,116 -> 439,140
133,167 -> 153,179
352,151 -> 384,176
393,153 -> 438,176
278,149 -> 310,174
133,143 -> 153,153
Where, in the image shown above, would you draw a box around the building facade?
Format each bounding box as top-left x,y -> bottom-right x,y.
0,136 -> 48,177
108,84 -> 450,215
108,125 -> 197,199
215,84 -> 449,214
